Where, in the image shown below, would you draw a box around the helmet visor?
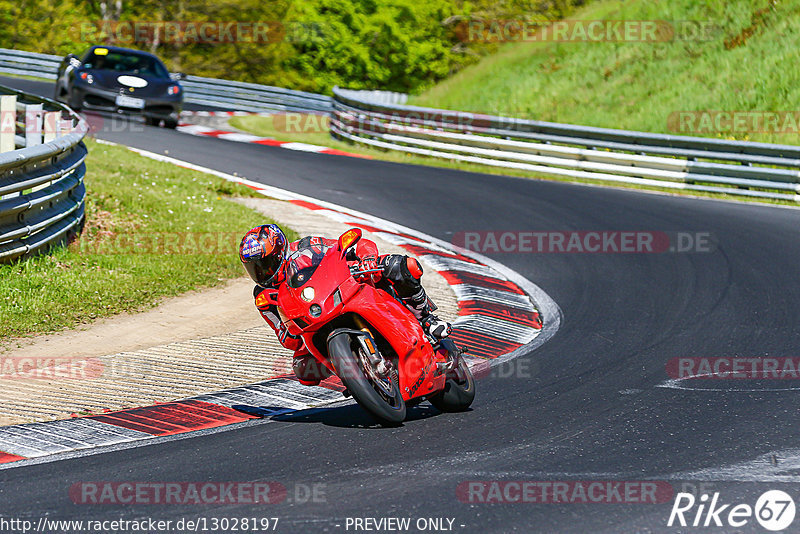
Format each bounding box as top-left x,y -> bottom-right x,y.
243,253 -> 284,286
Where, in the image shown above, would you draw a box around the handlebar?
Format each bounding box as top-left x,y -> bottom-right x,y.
349,267 -> 384,276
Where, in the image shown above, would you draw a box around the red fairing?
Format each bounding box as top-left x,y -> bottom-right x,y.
267,229 -> 448,402
254,235 -> 382,351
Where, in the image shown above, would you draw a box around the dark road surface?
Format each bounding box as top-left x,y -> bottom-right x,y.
3,76 -> 800,533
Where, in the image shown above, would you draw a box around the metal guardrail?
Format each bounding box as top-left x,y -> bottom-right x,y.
0,48 -> 60,80
0,84 -> 88,263
180,75 -> 332,113
331,87 -> 800,202
0,47 -> 332,114
5,47 -> 798,202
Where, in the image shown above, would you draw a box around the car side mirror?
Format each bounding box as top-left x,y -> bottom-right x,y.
170,72 -> 187,81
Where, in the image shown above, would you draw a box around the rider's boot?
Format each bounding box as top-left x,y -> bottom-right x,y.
292,350 -> 331,386
380,255 -> 453,340
403,287 -> 453,340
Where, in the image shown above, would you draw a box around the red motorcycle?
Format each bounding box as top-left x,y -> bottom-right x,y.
258,228 -> 475,423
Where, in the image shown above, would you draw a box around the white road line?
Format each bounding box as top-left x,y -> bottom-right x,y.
656,374 -> 800,392
0,142 -> 561,469
280,142 -> 328,152
418,255 -> 504,279
666,448 -> 800,482
453,314 -> 541,345
450,284 -> 535,310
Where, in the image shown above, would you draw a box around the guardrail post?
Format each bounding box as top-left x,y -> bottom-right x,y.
43,111 -> 60,142
60,118 -> 73,136
0,94 -> 14,153
25,103 -> 43,147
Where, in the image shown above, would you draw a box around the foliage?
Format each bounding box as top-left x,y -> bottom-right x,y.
0,0 -> 583,93
412,0 -> 800,146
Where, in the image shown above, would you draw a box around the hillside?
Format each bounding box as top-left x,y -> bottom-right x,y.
412,0 -> 800,144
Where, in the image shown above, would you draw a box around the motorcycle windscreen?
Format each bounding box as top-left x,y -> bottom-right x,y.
285,243 -> 332,288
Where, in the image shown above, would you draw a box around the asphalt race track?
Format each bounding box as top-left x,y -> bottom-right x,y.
3,76 -> 800,533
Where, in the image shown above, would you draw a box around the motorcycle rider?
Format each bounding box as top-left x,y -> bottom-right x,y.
239,224 -> 452,386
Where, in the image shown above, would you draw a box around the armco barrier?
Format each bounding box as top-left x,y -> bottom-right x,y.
4,47 -> 798,202
331,87 -> 800,202
0,84 -> 88,263
0,47 -> 332,114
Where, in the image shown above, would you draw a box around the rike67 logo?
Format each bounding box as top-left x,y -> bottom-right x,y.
668,490 -> 796,531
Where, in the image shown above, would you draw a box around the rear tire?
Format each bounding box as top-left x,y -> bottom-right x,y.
428,346 -> 475,412
328,332 -> 406,424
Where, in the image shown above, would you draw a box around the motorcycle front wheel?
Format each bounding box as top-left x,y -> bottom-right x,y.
328,332 -> 406,424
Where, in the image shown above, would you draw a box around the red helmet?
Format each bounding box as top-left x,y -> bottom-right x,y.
239,224 -> 288,286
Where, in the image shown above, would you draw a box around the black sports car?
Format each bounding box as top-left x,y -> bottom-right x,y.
54,45 -> 184,128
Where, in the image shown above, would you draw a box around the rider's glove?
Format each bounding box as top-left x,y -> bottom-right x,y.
354,256 -> 381,283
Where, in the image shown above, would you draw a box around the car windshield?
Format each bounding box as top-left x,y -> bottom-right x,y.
285,243 -> 332,288
82,49 -> 169,78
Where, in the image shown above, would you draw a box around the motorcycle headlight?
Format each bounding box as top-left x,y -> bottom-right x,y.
301,286 -> 315,302
309,304 -> 322,318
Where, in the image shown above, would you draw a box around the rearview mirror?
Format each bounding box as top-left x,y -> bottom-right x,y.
338,228 -> 362,255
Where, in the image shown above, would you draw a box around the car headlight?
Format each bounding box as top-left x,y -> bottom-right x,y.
167,84 -> 180,96
79,72 -> 94,84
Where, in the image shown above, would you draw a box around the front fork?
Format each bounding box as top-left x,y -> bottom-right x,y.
353,316 -> 391,377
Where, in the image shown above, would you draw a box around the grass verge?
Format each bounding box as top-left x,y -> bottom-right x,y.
0,138 -> 295,343
411,0 -> 800,147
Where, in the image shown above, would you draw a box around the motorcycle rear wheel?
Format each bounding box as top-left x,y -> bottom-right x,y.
428,343 -> 475,412
328,332 -> 406,424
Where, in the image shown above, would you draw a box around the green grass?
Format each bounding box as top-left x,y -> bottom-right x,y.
0,138 -> 295,343
230,115 -> 336,147
228,1 -> 800,207
411,0 -> 800,146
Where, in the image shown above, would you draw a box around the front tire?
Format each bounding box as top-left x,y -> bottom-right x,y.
328,332 -> 406,424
